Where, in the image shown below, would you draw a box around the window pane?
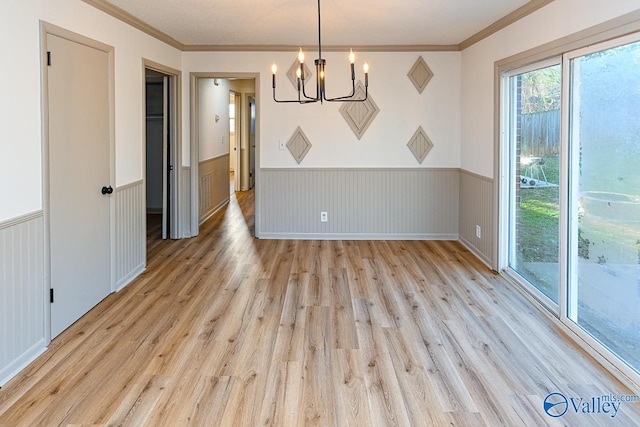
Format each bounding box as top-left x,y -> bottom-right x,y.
569,39 -> 640,372
509,65 -> 561,304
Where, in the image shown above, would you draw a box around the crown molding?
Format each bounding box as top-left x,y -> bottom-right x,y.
82,0 -> 553,53
459,0 -> 555,50
182,44 -> 460,52
81,0 -> 184,50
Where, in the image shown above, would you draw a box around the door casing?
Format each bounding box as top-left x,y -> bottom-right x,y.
143,59 -> 182,241
189,73 -> 260,237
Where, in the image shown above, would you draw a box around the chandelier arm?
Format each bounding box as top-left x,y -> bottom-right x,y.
299,63 -> 317,100
300,76 -> 318,101
324,94 -> 367,102
325,85 -> 368,102
272,87 -> 319,104
298,98 -> 320,104
323,74 -> 367,102
298,88 -> 321,104
323,79 -> 355,101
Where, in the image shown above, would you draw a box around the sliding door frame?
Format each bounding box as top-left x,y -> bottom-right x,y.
561,30 -> 640,389
502,57 -> 562,313
495,11 -> 640,393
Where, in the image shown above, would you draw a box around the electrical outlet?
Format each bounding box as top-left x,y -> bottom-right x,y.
279,140 -> 285,150
220,135 -> 224,144
320,211 -> 328,222
476,225 -> 482,239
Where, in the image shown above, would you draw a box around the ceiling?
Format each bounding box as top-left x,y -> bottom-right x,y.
96,0 -> 546,49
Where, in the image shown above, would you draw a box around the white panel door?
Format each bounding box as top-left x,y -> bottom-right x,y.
47,34 -> 112,338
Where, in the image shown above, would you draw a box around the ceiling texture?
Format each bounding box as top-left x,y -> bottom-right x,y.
85,0 -> 552,50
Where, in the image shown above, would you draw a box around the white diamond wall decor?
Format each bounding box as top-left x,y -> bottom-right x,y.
286,127 -> 313,164
407,126 -> 433,164
407,56 -> 433,94
287,59 -> 314,90
339,81 -> 380,140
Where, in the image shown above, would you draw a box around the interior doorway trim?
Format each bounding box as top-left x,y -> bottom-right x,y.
246,93 -> 256,191
189,72 -> 261,237
142,59 -> 182,240
40,21 -> 116,344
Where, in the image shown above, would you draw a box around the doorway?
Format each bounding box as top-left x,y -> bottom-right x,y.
191,74 -> 258,235
144,64 -> 180,245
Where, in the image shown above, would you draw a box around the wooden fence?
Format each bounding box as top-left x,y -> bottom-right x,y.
521,109 -> 560,156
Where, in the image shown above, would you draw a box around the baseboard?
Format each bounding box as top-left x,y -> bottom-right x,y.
459,236 -> 494,270
0,339 -> 47,387
258,232 -> 459,241
115,263 -> 145,292
199,199 -> 229,225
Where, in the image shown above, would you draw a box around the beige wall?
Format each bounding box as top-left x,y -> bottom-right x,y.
460,0 -> 640,178
0,0 -> 182,222
182,51 -> 462,170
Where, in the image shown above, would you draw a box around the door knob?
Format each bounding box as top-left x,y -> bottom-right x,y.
101,186 -> 113,195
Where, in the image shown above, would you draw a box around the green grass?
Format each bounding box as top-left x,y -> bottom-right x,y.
518,189 -> 559,262
517,153 -> 640,265
518,155 -> 560,263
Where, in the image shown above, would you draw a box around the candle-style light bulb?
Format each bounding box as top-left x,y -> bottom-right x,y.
349,49 -> 356,80
363,62 -> 369,87
296,68 -> 302,79
271,62 -> 277,89
298,48 -> 305,63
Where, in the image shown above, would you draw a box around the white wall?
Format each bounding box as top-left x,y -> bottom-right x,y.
0,0 -> 182,222
198,79 -> 231,161
460,0 -> 640,178
183,51 -> 461,169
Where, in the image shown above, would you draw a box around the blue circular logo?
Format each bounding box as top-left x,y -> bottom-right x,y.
544,392 -> 568,417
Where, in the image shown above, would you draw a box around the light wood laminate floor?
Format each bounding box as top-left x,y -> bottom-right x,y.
1,189 -> 639,426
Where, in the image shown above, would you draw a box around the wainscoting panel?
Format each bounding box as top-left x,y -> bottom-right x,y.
459,169 -> 494,267
115,180 -> 145,290
199,155 -> 230,224
260,168 -> 459,239
0,212 -> 46,386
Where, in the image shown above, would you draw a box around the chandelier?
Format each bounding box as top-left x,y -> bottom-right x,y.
271,0 -> 369,104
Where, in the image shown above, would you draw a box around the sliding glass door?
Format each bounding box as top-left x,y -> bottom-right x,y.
503,32 -> 640,379
507,61 -> 561,306
566,36 -> 640,373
